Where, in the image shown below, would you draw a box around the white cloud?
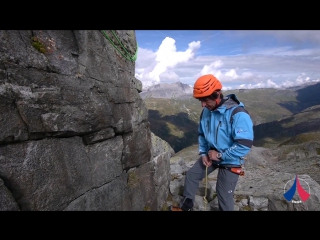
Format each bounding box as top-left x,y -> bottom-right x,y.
159,71 -> 180,82
135,31 -> 320,90
225,69 -> 239,79
199,60 -> 224,79
135,37 -> 200,88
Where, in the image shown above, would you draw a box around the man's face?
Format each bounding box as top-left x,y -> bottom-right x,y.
198,97 -> 217,111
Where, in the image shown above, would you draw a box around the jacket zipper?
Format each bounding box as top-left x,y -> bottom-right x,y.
215,121 -> 221,144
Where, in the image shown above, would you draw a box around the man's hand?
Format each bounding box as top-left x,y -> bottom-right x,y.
208,150 -> 221,162
201,155 -> 212,167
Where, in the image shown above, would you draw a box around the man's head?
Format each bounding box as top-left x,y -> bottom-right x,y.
193,74 -> 223,110
193,74 -> 222,98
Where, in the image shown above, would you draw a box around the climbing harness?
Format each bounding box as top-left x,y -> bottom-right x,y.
100,30 -> 138,62
203,157 -> 247,211
219,166 -> 245,176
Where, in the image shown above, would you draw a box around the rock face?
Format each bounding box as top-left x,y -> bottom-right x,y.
0,30 -> 174,211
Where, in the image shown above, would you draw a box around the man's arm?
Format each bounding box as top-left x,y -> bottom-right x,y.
220,111 -> 254,163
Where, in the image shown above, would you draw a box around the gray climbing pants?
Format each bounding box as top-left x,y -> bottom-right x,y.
182,157 -> 239,211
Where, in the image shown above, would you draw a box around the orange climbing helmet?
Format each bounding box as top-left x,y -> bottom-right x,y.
193,74 -> 222,98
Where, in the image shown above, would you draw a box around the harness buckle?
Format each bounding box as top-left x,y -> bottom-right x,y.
230,167 -> 245,176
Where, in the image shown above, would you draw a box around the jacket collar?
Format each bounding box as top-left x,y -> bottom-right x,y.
214,94 -> 243,114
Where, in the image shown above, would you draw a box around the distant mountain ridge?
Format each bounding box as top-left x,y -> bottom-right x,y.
140,81 -> 193,99
284,81 -> 320,91
140,81 -> 320,100
141,81 -> 320,152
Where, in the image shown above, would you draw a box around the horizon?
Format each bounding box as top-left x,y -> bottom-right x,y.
140,79 -> 318,92
135,30 -> 320,90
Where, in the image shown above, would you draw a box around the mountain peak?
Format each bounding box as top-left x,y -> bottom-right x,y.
140,81 -> 193,99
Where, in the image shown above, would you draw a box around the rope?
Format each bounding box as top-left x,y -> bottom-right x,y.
202,158 -> 247,211
100,30 -> 138,62
203,166 -> 208,211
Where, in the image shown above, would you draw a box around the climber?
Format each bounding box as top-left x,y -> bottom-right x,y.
170,74 -> 254,211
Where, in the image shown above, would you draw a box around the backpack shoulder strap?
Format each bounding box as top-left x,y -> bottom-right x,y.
230,106 -> 249,123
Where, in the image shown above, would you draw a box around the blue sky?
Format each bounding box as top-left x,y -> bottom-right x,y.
135,30 -> 320,90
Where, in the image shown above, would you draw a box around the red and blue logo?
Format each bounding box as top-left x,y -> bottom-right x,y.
283,175 -> 310,203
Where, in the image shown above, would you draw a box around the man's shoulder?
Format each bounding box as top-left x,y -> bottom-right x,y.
200,107 -> 210,119
225,94 -> 241,105
231,105 -> 248,115
229,105 -> 251,123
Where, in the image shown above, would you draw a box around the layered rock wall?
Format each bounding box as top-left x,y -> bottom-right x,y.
0,30 -> 173,211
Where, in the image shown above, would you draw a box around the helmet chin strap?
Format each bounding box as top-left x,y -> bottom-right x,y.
213,93 -> 221,109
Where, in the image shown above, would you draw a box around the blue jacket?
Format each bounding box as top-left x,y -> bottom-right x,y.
198,94 -> 254,166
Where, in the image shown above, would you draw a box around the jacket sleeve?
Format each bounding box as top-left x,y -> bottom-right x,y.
198,110 -> 209,155
221,111 -> 254,164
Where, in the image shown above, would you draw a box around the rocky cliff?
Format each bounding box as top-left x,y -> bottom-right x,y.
0,30 -> 174,211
